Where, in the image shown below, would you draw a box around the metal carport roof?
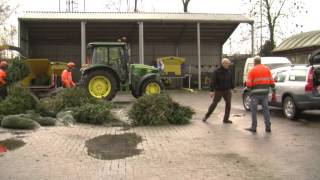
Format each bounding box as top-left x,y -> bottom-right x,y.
19,11 -> 253,23
273,30 -> 320,53
18,12 -> 253,44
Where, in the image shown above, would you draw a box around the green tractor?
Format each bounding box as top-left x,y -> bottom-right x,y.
81,42 -> 164,100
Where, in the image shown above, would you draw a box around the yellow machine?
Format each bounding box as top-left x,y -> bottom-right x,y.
0,45 -> 67,96
158,56 -> 185,76
21,59 -> 67,88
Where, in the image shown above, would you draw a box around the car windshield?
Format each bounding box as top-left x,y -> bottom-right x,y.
265,63 -> 291,69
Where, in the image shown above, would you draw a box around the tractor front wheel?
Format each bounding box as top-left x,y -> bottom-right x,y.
83,70 -> 118,100
140,79 -> 163,96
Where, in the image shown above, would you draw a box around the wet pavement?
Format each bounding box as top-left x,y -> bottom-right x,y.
0,91 -> 320,180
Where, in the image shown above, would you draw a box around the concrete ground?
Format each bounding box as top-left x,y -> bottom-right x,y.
0,91 -> 320,180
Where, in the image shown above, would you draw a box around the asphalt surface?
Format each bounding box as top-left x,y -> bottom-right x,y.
0,90 -> 319,180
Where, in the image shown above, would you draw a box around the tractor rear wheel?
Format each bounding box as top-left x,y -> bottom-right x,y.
83,70 -> 118,100
140,79 -> 163,96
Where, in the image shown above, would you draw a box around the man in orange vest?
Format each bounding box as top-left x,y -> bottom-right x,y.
0,61 -> 8,98
61,62 -> 76,88
245,56 -> 275,133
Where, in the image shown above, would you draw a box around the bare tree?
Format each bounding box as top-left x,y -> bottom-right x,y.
181,0 -> 191,12
0,0 -> 16,45
245,0 -> 306,50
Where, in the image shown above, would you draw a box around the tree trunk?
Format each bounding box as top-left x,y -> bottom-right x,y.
134,0 -> 138,12
182,0 -> 190,13
183,4 -> 188,12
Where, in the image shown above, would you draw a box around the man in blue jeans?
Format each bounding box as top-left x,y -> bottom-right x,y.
245,56 -> 275,133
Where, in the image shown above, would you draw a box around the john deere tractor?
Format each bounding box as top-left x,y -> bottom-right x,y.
81,42 -> 164,100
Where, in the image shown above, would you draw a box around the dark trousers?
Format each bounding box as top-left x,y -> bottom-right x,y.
205,90 -> 232,121
0,86 -> 7,99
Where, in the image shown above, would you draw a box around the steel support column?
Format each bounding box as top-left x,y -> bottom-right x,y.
81,21 -> 86,65
197,22 -> 201,90
138,22 -> 144,64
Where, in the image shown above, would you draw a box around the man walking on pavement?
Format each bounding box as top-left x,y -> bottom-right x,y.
0,61 -> 8,99
203,58 -> 234,124
245,56 -> 275,133
61,62 -> 76,88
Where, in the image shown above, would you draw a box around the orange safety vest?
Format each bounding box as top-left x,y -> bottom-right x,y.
0,69 -> 6,87
61,69 -> 75,88
246,64 -> 275,94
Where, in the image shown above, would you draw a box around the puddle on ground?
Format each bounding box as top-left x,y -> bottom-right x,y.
85,133 -> 142,160
0,138 -> 25,153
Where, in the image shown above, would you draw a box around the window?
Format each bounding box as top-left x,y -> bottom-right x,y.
93,47 -> 108,64
289,69 -> 307,82
274,70 -> 288,83
109,47 -> 124,66
266,63 -> 291,70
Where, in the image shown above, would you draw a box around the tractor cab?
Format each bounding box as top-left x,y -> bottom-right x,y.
86,42 -> 129,82
81,42 -> 164,100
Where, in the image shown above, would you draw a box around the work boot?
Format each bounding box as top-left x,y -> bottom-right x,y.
202,117 -> 208,123
223,120 -> 233,124
266,128 -> 272,133
245,128 -> 256,133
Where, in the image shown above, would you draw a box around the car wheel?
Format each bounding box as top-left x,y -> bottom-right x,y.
243,92 -> 251,111
83,70 -> 118,100
283,96 -> 299,120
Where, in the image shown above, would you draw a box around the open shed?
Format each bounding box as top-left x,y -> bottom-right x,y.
18,11 -> 253,89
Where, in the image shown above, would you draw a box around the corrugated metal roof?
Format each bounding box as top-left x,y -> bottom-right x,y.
19,11 -> 253,23
273,30 -> 320,52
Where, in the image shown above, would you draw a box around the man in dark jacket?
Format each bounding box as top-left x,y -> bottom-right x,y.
203,58 -> 234,123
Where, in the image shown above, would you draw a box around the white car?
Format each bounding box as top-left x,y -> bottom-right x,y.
243,57 -> 292,84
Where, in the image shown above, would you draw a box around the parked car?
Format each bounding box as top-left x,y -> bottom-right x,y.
242,50 -> 320,119
243,56 -> 292,84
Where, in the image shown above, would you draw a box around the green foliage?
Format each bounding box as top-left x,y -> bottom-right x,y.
35,87 -> 115,117
6,58 -> 30,84
0,85 -> 38,115
35,97 -> 60,117
168,102 -> 195,125
129,94 -> 194,126
71,103 -> 114,125
1,115 -> 41,130
129,94 -> 171,126
34,116 -> 56,126
53,87 -> 105,111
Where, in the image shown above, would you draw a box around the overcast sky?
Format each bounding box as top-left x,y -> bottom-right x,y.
7,0 -> 320,54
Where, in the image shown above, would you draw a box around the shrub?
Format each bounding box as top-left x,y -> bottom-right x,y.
1,115 -> 40,130
35,88 -> 115,117
54,87 -> 96,109
71,103 -> 114,125
56,111 -> 76,126
6,58 -> 30,85
36,97 -> 60,117
129,94 -> 171,126
0,85 -> 38,115
129,94 -> 194,126
34,116 -> 56,126
168,102 -> 195,125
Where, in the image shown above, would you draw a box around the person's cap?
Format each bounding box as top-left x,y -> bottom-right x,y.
67,62 -> 75,68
